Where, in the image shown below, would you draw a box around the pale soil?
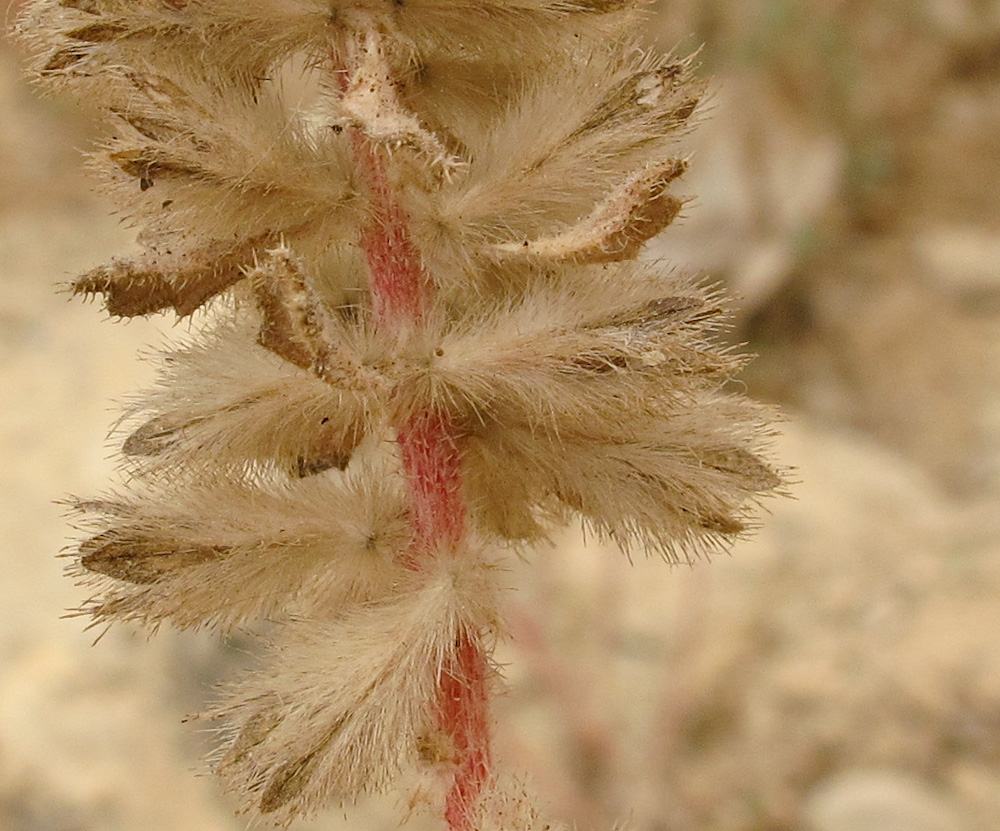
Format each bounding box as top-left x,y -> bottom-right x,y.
2,12 -> 999,831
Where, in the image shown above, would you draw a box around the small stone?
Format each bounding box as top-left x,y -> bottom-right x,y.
917,226 -> 1000,300
805,769 -> 967,831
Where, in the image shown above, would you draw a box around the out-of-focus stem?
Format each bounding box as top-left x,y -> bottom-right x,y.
340,60 -> 491,831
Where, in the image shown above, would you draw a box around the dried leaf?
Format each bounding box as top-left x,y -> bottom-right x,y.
220,701 -> 283,771
73,237 -> 264,317
66,21 -> 127,42
80,533 -> 225,585
702,446 -> 783,492
109,145 -> 211,185
42,47 -> 88,73
494,158 -> 688,263
259,749 -> 324,814
121,415 -> 189,456
60,0 -> 100,12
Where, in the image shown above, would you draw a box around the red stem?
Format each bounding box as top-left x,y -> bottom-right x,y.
440,630 -> 492,831
347,91 -> 491,831
354,132 -> 430,327
398,410 -> 466,553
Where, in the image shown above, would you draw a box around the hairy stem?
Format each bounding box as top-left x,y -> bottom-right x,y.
440,630 -> 492,831
343,64 -> 492,831
398,410 -> 466,552
353,130 -> 430,327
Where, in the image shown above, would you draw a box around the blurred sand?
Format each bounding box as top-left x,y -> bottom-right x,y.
2,5 -> 1000,830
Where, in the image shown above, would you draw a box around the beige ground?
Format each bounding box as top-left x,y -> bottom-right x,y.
2,5 -> 1000,830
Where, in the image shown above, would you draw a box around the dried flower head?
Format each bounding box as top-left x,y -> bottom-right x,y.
18,0 -> 782,828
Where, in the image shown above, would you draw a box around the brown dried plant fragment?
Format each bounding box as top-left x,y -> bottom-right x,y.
300,412 -> 369,475
569,300 -> 734,376
593,295 -> 707,329
109,145 -> 214,188
121,414 -> 193,457
416,728 -> 459,766
123,405 -> 368,477
66,21 -> 127,42
569,58 -> 699,146
73,236 -> 266,317
79,532 -> 225,585
569,0 -> 637,12
259,747 -> 325,815
494,157 -> 687,263
42,46 -> 89,73
60,0 -> 100,13
693,511 -> 746,536
573,294 -> 729,371
339,25 -> 464,181
218,698 -> 283,772
121,70 -> 192,112
294,432 -> 359,476
112,109 -> 183,143
248,247 -> 383,393
701,446 -> 783,493
248,249 -> 328,373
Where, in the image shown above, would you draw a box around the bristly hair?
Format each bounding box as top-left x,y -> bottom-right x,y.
18,0 -> 784,827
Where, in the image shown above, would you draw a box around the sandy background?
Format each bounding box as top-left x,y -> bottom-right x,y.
2,2 -> 1000,830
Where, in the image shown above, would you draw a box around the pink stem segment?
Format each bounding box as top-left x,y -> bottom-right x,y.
348,98 -> 491,831
440,630 -> 492,831
398,410 -> 466,553
354,132 -> 430,327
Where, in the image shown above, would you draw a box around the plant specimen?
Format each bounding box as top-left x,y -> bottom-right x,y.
18,1 -> 782,828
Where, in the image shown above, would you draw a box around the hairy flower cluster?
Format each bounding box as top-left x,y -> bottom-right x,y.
19,0 -> 782,828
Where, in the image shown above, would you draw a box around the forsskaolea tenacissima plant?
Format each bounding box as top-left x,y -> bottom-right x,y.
18,1 -> 783,828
